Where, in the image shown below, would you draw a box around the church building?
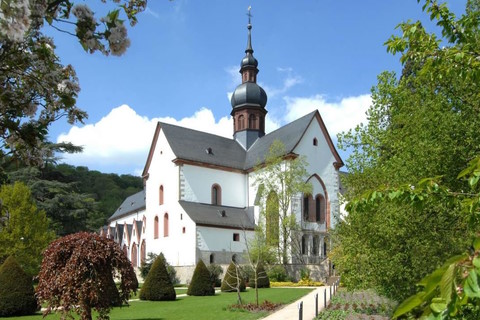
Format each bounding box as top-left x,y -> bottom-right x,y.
102,14 -> 344,281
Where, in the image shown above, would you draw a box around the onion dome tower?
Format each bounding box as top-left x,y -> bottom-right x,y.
231,8 -> 267,150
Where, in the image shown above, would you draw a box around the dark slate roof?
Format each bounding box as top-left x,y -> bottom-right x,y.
126,224 -> 133,241
115,223 -> 124,242
158,111 -> 316,171
245,111 -> 316,168
135,220 -> 143,234
178,201 -> 255,230
108,190 -> 145,222
161,122 -> 247,170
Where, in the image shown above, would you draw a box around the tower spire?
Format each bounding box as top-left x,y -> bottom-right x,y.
246,6 -> 253,54
230,6 -> 268,150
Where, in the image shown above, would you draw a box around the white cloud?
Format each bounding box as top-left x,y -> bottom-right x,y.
56,105 -> 232,175
283,94 -> 371,136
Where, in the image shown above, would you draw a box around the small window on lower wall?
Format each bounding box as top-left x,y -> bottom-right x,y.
182,227 -> 186,234
233,233 -> 240,241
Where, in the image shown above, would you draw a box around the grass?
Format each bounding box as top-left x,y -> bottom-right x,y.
10,288 -> 313,320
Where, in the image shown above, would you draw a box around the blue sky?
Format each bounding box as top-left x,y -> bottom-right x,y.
48,0 -> 467,175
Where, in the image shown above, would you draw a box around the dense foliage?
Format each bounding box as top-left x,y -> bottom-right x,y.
207,263 -> 223,287
333,0 -> 480,301
0,256 -> 38,317
36,232 -> 138,320
0,0 -> 146,170
6,163 -> 142,235
0,182 -> 54,276
221,262 -> 246,293
187,259 -> 215,296
140,253 -> 176,301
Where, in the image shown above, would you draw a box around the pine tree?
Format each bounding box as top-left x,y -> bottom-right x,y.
139,253 -> 176,301
187,259 -> 215,296
0,256 -> 37,316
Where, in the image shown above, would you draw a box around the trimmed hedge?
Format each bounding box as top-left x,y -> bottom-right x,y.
221,262 -> 246,292
187,259 -> 215,296
249,263 -> 270,288
140,253 -> 176,301
0,256 -> 37,316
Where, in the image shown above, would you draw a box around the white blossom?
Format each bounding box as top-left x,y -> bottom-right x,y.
108,22 -> 130,56
0,0 -> 31,42
71,4 -> 95,22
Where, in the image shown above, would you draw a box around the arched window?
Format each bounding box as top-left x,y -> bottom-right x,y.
210,253 -> 214,264
154,216 -> 159,239
232,254 -> 237,263
211,184 -> 222,205
140,240 -> 146,264
303,194 -> 314,222
301,235 -> 307,255
238,115 -> 245,130
312,237 -> 319,256
323,240 -> 328,257
159,185 -> 164,205
131,243 -> 137,267
123,244 -> 128,256
249,114 -> 256,129
316,195 -> 326,223
266,191 -> 279,246
313,137 -> 318,146
164,213 -> 169,237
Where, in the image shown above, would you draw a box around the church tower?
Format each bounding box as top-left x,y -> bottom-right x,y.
231,9 -> 268,150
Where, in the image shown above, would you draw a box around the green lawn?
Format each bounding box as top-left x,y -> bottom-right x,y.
11,288 -> 313,320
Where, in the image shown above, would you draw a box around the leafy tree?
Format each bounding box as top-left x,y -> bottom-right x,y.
187,259 -> 215,296
0,182 -> 55,276
0,0 -> 146,169
252,140 -> 312,266
36,232 -> 138,320
0,256 -> 38,317
140,253 -> 176,301
333,0 -> 480,301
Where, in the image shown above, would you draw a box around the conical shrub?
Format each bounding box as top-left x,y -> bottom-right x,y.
249,263 -> 270,288
187,259 -> 215,296
221,262 -> 246,292
0,256 -> 37,316
139,253 -> 176,301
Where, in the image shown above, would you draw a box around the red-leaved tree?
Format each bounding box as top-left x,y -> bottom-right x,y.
36,232 -> 138,320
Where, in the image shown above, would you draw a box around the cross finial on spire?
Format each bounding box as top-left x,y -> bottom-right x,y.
247,6 -> 252,26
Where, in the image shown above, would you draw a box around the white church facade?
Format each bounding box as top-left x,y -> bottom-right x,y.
101,16 -> 344,281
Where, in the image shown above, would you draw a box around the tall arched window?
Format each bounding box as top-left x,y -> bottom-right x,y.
238,115 -> 245,130
313,137 -> 318,146
209,254 -> 214,264
301,235 -> 307,255
303,194 -> 314,222
159,185 -> 164,205
123,244 -> 128,256
211,184 -> 222,205
316,195 -> 326,223
164,213 -> 169,237
140,240 -> 146,264
266,191 -> 279,246
249,114 -> 256,129
312,236 -> 319,256
131,243 -> 137,267
154,216 -> 159,239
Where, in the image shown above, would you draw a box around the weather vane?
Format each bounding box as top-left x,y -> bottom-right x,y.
247,6 -> 252,25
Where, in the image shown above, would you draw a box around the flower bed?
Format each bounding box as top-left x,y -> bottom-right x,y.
270,280 -> 324,287
316,289 -> 397,320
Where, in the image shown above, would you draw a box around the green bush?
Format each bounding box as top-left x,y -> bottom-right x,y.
221,262 -> 246,292
267,265 -> 287,282
187,259 -> 215,296
0,256 -> 37,316
140,252 -> 179,284
139,253 -> 176,301
207,263 -> 223,287
249,263 -> 270,288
